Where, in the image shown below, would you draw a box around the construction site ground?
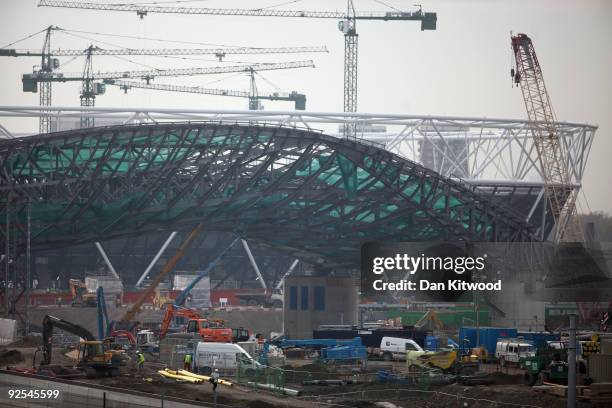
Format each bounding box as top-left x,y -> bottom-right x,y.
1,342 -> 597,408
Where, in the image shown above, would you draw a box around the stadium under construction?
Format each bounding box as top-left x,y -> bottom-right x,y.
0,2 -> 611,408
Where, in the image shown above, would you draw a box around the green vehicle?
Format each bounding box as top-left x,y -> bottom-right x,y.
520,341 -> 568,386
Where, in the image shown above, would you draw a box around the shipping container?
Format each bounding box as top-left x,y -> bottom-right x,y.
313,327 -> 427,347
601,339 -> 612,355
588,354 -> 612,382
517,332 -> 560,349
459,326 -> 517,354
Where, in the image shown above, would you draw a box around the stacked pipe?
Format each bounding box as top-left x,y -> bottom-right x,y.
157,369 -> 233,387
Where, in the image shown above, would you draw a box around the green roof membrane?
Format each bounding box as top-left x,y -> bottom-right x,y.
0,122 -> 537,267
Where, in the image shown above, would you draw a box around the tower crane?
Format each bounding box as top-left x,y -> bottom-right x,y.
1,25 -> 326,132
510,33 -> 578,243
104,75 -> 307,110
38,0 -> 437,136
22,59 -> 315,128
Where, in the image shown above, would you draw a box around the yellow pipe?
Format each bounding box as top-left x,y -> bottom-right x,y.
177,369 -> 233,387
158,369 -> 202,383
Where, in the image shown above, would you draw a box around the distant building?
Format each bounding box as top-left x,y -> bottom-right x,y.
283,275 -> 358,339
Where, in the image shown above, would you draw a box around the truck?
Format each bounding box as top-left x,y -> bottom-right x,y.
459,326 -> 517,355
193,342 -> 259,375
495,338 -> 536,366
234,288 -> 283,308
136,329 -> 159,352
380,336 -> 423,361
519,341 -> 569,386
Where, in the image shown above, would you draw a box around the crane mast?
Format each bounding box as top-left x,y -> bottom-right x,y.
80,45 -> 96,128
510,33 -> 578,242
38,26 -> 58,134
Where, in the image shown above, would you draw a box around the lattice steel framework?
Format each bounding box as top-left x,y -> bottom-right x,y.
0,107 -> 596,241
511,33 -> 576,242
0,121 -> 537,270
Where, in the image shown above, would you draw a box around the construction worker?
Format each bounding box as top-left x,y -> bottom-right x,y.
184,352 -> 192,371
136,350 -> 145,372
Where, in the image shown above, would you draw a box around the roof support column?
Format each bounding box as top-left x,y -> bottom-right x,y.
95,242 -> 120,280
241,239 -> 266,289
136,231 -> 177,287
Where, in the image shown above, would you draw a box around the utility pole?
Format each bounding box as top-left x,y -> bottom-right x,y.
568,313 -> 577,408
4,196 -> 9,317
25,200 -> 31,335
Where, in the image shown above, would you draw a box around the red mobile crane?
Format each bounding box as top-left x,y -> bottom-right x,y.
510,33 -> 605,326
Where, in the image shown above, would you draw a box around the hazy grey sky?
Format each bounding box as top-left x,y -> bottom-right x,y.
1,0 -> 611,213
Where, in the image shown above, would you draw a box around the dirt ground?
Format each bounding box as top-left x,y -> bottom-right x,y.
83,366 -> 319,408
1,344 -> 593,408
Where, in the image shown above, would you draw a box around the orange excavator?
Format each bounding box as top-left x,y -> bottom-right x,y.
159,304 -> 232,342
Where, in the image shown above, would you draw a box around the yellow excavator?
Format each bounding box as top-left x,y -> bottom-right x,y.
409,310 -> 478,373
40,315 -> 123,377
69,279 -> 97,307
152,289 -> 174,309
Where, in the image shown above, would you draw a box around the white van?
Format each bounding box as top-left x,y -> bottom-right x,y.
380,337 -> 423,361
495,339 -> 535,366
194,342 -> 259,375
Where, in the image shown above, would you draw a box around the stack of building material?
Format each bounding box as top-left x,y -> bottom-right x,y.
157,368 -> 233,386
173,274 -> 210,308
0,318 -> 17,345
85,275 -> 123,294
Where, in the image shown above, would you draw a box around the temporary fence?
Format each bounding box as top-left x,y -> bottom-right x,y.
235,358 -> 441,398
297,388 -> 545,408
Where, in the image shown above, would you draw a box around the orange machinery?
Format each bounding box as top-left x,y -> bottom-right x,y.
159,304 -> 232,342
69,279 -> 97,307
109,329 -> 136,349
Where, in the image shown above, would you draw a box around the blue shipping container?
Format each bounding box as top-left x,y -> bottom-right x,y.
517,332 -> 560,349
459,327 -> 517,354
425,335 -> 439,350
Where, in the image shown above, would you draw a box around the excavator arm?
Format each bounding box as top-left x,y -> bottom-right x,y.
41,315 -> 96,365
159,304 -> 202,339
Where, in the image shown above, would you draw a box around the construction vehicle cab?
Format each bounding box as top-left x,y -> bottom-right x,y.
136,329 -> 159,352
77,340 -> 119,376
232,327 -> 251,342
186,319 -> 233,343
